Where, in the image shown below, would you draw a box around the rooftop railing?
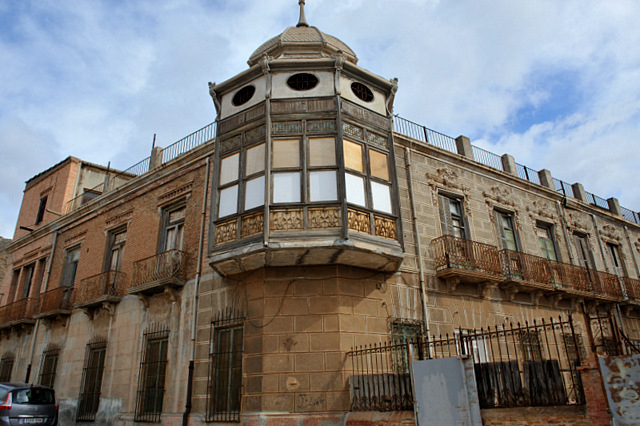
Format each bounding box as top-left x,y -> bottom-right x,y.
63,122 -> 216,215
393,115 -> 640,225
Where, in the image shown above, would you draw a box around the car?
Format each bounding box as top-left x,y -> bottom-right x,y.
0,383 -> 58,425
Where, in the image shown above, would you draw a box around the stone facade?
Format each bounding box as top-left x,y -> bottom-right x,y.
1,5 -> 639,426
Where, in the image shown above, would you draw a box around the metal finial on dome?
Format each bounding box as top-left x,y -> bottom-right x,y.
297,0 -> 309,27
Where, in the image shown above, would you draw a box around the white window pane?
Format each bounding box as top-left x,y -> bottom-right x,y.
245,175 -> 265,210
345,173 -> 366,207
310,171 -> 337,202
273,172 -> 301,203
220,153 -> 239,185
371,181 -> 392,213
246,143 -> 265,176
218,185 -> 238,218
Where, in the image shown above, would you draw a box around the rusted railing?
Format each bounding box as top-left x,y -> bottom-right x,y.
0,298 -> 37,324
433,235 -> 502,276
589,270 -> 624,298
548,261 -> 591,292
74,270 -> 126,305
500,250 -> 554,284
37,287 -> 74,316
131,250 -> 186,287
346,341 -> 415,412
623,277 -> 640,301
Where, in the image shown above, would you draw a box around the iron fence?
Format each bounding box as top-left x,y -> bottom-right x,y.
347,342 -> 414,411
347,316 -> 586,412
393,115 -> 457,153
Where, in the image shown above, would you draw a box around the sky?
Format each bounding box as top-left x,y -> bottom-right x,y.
1,0 -> 640,238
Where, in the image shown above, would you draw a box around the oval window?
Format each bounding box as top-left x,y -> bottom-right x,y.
232,85 -> 256,106
351,82 -> 374,102
287,73 -> 319,91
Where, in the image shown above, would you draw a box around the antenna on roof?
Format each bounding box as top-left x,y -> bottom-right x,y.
297,0 -> 309,27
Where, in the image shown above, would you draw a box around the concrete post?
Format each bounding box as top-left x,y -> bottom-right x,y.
501,154 -> 518,177
455,136 -> 473,160
572,183 -> 588,203
537,169 -> 555,190
149,146 -> 164,171
607,198 -> 622,217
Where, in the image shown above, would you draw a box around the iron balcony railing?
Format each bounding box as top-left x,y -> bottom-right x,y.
74,270 -> 126,305
0,298 -> 37,325
436,236 -> 631,300
131,250 -> 187,287
433,235 -> 503,276
37,287 -> 74,316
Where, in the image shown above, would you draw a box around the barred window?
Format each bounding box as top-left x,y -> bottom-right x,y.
77,338 -> 107,422
519,331 -> 543,362
0,353 -> 14,382
135,326 -> 169,423
563,333 -> 587,362
38,346 -> 60,388
207,309 -> 244,422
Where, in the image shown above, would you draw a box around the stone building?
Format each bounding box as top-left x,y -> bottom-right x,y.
1,3 -> 639,425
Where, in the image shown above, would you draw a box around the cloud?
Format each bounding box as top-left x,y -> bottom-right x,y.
1,0 -> 640,238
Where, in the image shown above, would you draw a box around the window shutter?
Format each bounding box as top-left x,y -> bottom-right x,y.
438,195 -> 452,236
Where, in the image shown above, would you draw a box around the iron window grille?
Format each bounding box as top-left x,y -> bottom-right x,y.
207,308 -> 245,422
38,345 -> 60,388
0,353 -> 15,382
134,325 -> 170,423
519,330 -> 543,362
77,337 -> 107,422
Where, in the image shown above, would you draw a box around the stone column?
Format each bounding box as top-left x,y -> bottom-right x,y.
149,146 -> 164,171
455,136 -> 473,160
607,198 -> 622,217
538,169 -> 555,190
577,354 -> 612,426
501,154 -> 517,177
572,183 -> 588,203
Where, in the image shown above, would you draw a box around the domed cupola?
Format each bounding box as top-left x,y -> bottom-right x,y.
248,3 -> 358,66
208,1 -> 402,276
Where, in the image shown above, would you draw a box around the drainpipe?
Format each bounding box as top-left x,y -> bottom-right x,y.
26,230 -> 59,382
183,156 -> 211,426
404,147 -> 429,335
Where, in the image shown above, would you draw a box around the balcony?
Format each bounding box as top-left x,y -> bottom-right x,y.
129,250 -> 187,296
0,298 -> 37,328
74,270 -> 126,310
34,287 -> 74,319
434,235 -> 629,302
432,235 -> 503,289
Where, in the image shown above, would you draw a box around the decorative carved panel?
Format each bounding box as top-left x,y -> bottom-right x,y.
220,135 -> 242,154
219,114 -> 246,134
307,120 -> 335,133
308,99 -> 336,112
245,126 -> 266,144
270,209 -> 304,231
342,101 -> 389,129
374,216 -> 397,240
343,123 -> 363,140
215,219 -> 238,245
245,104 -> 266,123
309,207 -> 341,229
367,132 -> 388,150
273,121 -> 302,135
272,100 -> 307,114
347,209 -> 371,234
241,212 -> 264,238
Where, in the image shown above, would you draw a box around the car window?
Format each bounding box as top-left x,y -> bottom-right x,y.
0,389 -> 8,401
12,388 -> 55,404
